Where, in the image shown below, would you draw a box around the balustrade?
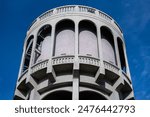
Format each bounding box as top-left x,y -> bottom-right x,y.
27,5 -> 122,34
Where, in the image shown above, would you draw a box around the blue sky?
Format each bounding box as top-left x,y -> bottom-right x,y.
0,0 -> 150,100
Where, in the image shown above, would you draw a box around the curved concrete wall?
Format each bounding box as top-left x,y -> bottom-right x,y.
37,35 -> 52,62
79,29 -> 98,57
55,29 -> 75,56
102,38 -> 116,64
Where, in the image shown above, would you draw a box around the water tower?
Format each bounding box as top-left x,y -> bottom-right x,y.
14,5 -> 134,100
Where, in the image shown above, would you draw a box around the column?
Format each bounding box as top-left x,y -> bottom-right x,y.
46,24 -> 56,83
114,34 -> 121,69
73,20 -> 79,100
95,24 -> 105,82
97,24 -> 103,65
26,32 -> 38,83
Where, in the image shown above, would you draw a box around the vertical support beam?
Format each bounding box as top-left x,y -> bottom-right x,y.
25,31 -> 38,99
72,78 -> 79,100
30,32 -> 38,66
29,89 -> 40,100
50,24 -> 56,58
113,34 -> 123,86
114,34 -> 121,69
47,24 -> 56,83
26,31 -> 38,83
97,24 -> 104,67
110,90 -> 120,100
75,20 -> 79,57
113,35 -> 124,100
73,20 -> 79,100
95,24 -> 105,82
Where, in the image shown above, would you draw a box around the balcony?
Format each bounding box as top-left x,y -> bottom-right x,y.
103,61 -> 120,84
18,55 -> 128,86
27,5 -> 122,34
52,56 -> 74,76
79,56 -> 100,77
30,59 -> 48,82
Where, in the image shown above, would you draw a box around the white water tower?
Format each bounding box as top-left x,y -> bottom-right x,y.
14,5 -> 134,100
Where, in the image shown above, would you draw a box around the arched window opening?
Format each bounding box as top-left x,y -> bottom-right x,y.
79,91 -> 107,100
54,20 -> 75,56
101,26 -> 116,65
79,20 -> 98,58
35,25 -> 52,63
42,91 -> 72,100
22,35 -> 34,72
117,38 -> 126,72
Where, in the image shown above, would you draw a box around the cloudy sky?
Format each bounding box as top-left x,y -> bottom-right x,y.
0,0 -> 150,99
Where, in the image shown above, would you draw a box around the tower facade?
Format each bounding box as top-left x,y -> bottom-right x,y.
14,5 -> 134,100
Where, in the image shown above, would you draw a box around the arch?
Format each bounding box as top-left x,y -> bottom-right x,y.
54,19 -> 75,56
79,91 -> 107,100
35,24 -> 52,63
117,37 -> 126,72
101,26 -> 116,64
22,35 -> 34,72
79,20 -> 98,57
42,90 -> 72,100
26,35 -> 34,49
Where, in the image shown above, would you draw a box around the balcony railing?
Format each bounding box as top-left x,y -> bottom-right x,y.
52,56 -> 74,65
79,56 -> 100,66
99,11 -> 112,22
57,6 -> 75,13
78,6 -> 96,14
103,61 -> 119,74
16,56 -> 131,92
39,10 -> 53,20
19,57 -> 120,75
28,5 -> 122,34
31,59 -> 48,74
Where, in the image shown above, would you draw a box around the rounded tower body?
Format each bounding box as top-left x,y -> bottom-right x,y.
14,5 -> 134,100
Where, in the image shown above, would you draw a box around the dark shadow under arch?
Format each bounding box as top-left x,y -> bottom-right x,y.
79,20 -> 97,34
117,37 -> 126,72
38,24 -> 52,38
79,91 -> 107,100
55,19 -> 75,33
42,91 -> 72,100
